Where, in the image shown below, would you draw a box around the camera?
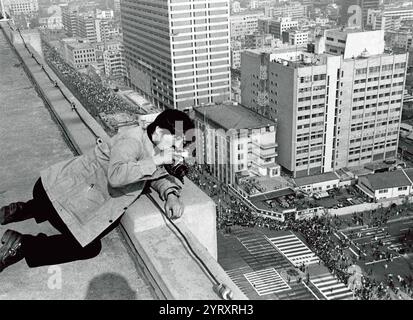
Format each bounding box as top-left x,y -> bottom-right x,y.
164,150 -> 189,183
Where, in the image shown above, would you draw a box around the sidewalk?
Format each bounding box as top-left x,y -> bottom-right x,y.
0,28 -> 155,299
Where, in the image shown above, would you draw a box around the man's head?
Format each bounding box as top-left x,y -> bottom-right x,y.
147,109 -> 195,151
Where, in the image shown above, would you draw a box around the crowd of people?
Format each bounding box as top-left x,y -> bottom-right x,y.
187,164 -> 413,300
41,40 -> 140,135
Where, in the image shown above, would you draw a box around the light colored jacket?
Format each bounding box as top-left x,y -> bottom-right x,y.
40,126 -> 181,247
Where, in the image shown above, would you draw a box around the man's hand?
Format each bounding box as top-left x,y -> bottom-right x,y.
153,148 -> 183,166
164,194 -> 184,219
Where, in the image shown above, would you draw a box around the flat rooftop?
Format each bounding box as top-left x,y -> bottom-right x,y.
194,103 -> 275,130
294,172 -> 339,187
362,170 -> 412,190
0,28 -> 154,299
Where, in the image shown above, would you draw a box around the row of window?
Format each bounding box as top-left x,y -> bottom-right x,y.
355,63 -> 405,75
353,94 -> 402,102
171,9 -> 227,20
299,74 -> 326,83
354,73 -> 404,84
298,94 -> 325,102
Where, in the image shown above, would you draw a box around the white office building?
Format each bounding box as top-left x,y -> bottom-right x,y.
121,0 -> 231,110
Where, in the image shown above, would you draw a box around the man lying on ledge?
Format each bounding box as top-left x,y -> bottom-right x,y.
0,109 -> 195,272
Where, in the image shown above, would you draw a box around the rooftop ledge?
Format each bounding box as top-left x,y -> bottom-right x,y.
0,23 -> 246,300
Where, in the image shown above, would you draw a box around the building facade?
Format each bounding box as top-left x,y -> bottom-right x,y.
104,49 -> 126,81
194,102 -> 279,185
282,29 -> 309,46
358,170 -> 412,200
61,4 -> 78,37
230,10 -> 264,39
4,0 -> 38,15
77,15 -> 97,42
265,1 -> 306,20
241,29 -> 407,177
121,0 -> 231,110
268,17 -> 299,39
65,40 -> 97,70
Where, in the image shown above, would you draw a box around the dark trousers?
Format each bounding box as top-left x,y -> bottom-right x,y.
19,178 -> 115,268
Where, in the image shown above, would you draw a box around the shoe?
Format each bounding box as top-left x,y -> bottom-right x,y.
0,230 -> 24,272
0,202 -> 29,225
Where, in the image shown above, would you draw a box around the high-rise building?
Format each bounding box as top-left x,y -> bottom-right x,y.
61,4 -> 78,37
241,29 -> 407,177
113,0 -> 120,13
77,15 -> 97,42
121,0 -> 231,110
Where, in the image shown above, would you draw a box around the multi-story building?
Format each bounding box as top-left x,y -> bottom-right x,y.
39,11 -> 63,29
231,1 -> 241,13
386,30 -> 413,50
77,15 -> 97,42
96,9 -> 114,20
369,5 -> 413,30
265,1 -> 306,20
282,29 -> 309,46
96,38 -> 123,51
194,102 -> 279,185
241,29 -> 407,177
64,40 -> 97,70
61,4 -> 78,37
104,49 -> 126,81
3,0 -> 38,15
230,10 -> 265,39
95,19 -> 109,43
121,0 -> 231,110
382,5 -> 413,21
268,17 -> 299,39
369,10 -> 404,31
361,0 -> 380,26
114,0 -> 120,14
244,32 -> 275,48
231,40 -> 242,69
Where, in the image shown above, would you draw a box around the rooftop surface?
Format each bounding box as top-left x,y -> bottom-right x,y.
403,168 -> 413,184
0,29 -> 155,299
293,172 -> 339,187
194,103 -> 275,130
362,170 -> 412,190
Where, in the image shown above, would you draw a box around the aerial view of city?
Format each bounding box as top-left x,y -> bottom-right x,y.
1,0 -> 413,306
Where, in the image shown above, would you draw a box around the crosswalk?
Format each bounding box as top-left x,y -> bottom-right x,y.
244,268 -> 291,296
310,274 -> 354,300
225,229 -> 318,300
225,266 -> 255,296
268,234 -> 320,267
236,230 -> 292,270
